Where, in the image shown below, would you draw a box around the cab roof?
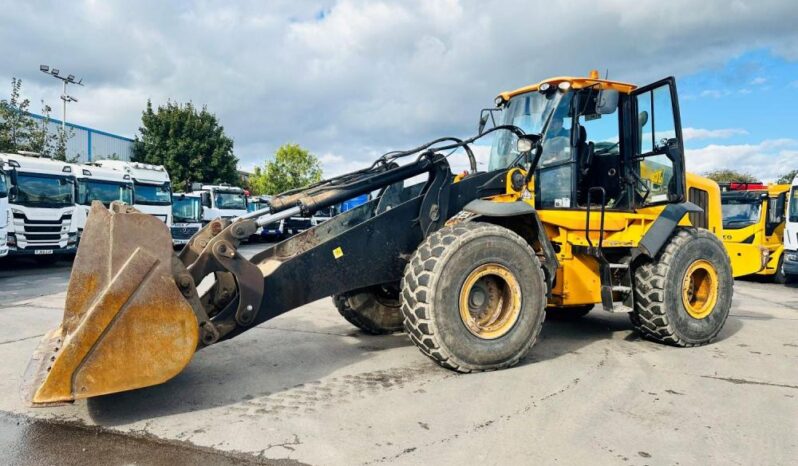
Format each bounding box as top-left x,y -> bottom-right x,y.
498,71 -> 637,102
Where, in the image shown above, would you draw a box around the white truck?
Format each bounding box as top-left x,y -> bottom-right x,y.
73,163 -> 134,242
94,160 -> 173,226
191,184 -> 248,223
0,158 -> 9,257
171,193 -> 203,246
783,174 -> 798,282
1,153 -> 77,256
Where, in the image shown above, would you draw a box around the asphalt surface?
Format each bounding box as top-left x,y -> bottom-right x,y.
0,243 -> 796,465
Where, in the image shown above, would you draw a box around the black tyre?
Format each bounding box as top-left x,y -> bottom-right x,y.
333,285 -> 404,335
632,228 -> 732,346
772,255 -> 787,285
546,305 -> 594,321
401,222 -> 547,372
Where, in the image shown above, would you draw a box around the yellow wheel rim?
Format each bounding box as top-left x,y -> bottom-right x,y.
681,259 -> 719,320
458,263 -> 522,339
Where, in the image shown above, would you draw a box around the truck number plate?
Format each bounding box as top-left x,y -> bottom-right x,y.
35,249 -> 54,255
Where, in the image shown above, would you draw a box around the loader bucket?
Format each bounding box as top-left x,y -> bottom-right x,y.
22,202 -> 199,405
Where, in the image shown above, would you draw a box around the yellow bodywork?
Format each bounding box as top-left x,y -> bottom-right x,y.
490,168 -> 765,307
720,184 -> 790,277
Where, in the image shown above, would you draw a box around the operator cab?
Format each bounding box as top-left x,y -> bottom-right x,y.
489,71 -> 686,212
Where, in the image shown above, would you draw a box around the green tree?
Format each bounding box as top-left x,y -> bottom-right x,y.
28,101 -> 58,158
249,144 -> 323,195
776,169 -> 798,185
132,100 -> 238,192
0,77 -> 36,153
703,169 -> 759,184
0,78 -> 74,160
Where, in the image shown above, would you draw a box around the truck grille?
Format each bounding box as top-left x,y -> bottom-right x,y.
171,226 -> 200,240
11,212 -> 73,249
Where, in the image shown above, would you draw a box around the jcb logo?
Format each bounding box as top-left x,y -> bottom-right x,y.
723,234 -> 732,240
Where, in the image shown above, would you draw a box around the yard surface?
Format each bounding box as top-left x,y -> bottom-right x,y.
0,245 -> 796,465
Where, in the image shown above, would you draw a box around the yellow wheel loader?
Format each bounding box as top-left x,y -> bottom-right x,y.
23,71 -> 766,405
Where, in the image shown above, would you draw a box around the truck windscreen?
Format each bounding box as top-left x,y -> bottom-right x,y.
77,179 -> 133,206
721,198 -> 762,229
11,173 -> 74,207
172,197 -> 201,223
0,170 -> 7,197
215,191 -> 246,210
134,182 -> 172,205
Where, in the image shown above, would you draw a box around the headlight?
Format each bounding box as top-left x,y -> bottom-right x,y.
786,252 -> 798,262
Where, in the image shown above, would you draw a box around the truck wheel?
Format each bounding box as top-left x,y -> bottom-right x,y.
632,228 -> 732,346
546,305 -> 593,321
772,255 -> 787,284
333,286 -> 404,335
401,222 -> 546,372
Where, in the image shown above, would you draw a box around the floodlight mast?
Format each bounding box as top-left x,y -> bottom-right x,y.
39,65 -> 84,135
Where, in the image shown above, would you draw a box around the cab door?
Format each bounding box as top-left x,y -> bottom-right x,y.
629,77 -> 687,206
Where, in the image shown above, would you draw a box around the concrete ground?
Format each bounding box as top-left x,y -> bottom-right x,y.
0,244 -> 796,465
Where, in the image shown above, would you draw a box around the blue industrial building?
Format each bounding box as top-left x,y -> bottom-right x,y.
28,113 -> 134,162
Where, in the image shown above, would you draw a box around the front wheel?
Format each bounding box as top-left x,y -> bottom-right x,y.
401,222 -> 547,372
631,228 -> 733,346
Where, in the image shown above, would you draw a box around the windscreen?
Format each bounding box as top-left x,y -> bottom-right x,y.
789,187 -> 798,223
0,170 -> 7,197
77,179 -> 133,206
215,191 -> 246,210
172,197 -> 201,223
134,182 -> 172,205
721,197 -> 762,229
11,173 -> 74,207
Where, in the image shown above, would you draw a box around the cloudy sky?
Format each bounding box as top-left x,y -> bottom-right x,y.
2,0 -> 798,180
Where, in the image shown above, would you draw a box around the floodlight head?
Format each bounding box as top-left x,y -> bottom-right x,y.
67,74 -> 75,82
40,65 -> 49,72
51,69 -> 60,76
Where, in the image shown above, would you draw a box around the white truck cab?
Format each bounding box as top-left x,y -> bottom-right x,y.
191,184 -> 248,223
0,158 -> 9,257
1,153 -> 77,256
94,160 -> 173,226
171,193 -> 203,246
783,174 -> 798,281
73,163 -> 134,241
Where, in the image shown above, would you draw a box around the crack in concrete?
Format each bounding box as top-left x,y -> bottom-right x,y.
701,375 -> 798,390
0,333 -> 45,346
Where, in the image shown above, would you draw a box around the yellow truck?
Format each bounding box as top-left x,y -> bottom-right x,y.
720,183 -> 789,282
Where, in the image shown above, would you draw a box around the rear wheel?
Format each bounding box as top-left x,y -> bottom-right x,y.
546,305 -> 593,321
333,285 -> 404,335
631,228 -> 732,346
401,222 -> 546,372
772,255 -> 787,284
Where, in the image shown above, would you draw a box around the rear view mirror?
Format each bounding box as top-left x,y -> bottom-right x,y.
478,113 -> 489,135
596,89 -> 619,114
516,137 -> 533,153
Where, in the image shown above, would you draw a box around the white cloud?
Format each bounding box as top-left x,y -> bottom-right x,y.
700,89 -> 732,98
2,0 -> 798,177
750,76 -> 767,85
686,139 -> 798,181
682,127 -> 749,140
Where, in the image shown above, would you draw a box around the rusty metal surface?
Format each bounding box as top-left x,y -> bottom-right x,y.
22,202 -> 198,405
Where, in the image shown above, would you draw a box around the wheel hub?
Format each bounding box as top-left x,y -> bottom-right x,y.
459,264 -> 522,339
681,259 -> 718,320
